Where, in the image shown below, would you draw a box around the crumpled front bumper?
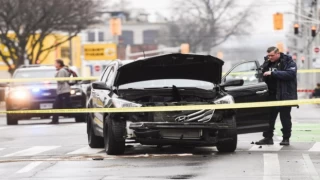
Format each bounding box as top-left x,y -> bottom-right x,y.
129,122 -> 232,130
128,122 -> 233,146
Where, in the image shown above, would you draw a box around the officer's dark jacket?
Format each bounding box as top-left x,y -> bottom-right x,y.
261,53 -> 298,100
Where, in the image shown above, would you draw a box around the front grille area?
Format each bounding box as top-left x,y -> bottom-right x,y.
174,109 -> 215,123
153,109 -> 215,123
32,89 -> 57,100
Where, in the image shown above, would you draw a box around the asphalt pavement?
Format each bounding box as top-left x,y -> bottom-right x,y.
0,104 -> 320,180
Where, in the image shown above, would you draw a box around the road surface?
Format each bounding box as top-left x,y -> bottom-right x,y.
0,104 -> 320,180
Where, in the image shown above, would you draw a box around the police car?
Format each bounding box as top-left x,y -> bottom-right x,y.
3,65 -> 88,125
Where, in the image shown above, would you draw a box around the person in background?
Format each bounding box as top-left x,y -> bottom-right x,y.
49,59 -> 71,124
310,83 -> 320,98
255,46 -> 298,146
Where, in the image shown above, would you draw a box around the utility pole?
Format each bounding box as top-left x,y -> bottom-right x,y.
301,0 -> 315,90
307,0 -> 318,89
312,0 -> 318,87
291,0 -> 320,90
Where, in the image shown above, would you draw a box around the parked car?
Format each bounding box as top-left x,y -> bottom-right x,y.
86,54 -> 270,155
2,65 -> 88,125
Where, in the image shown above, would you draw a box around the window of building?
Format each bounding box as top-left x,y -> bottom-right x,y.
87,31 -> 95,42
98,32 -> 104,42
119,30 -> 134,45
143,30 -> 159,44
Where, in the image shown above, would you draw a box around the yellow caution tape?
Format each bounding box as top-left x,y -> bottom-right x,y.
222,69 -> 320,75
1,98 -> 319,114
0,76 -> 99,83
298,69 -> 320,73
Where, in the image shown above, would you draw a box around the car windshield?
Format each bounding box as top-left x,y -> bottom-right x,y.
119,79 -> 214,89
12,69 -> 57,85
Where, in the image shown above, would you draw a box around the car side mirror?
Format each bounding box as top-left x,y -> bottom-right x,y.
255,68 -> 263,79
91,82 -> 111,90
255,72 -> 263,79
221,79 -> 244,87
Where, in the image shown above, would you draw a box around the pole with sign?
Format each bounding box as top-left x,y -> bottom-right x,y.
110,18 -> 122,45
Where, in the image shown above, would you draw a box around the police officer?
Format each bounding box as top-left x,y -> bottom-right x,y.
256,47 -> 298,146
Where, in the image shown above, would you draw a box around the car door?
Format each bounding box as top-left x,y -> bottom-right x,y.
94,63 -> 118,132
91,66 -> 112,134
222,61 -> 270,134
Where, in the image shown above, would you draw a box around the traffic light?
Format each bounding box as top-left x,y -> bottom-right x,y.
109,18 -> 122,36
217,52 -> 224,59
180,43 -> 190,54
294,24 -> 299,35
312,26 -> 317,37
273,13 -> 284,30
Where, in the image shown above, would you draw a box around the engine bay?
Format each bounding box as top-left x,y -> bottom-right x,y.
115,86 -> 228,124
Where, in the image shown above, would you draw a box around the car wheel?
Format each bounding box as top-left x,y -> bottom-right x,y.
217,116 -> 237,153
7,114 -> 18,125
87,114 -> 104,148
75,116 -> 86,123
103,116 -> 126,155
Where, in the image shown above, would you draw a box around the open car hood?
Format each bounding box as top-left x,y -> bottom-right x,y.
114,53 -> 224,86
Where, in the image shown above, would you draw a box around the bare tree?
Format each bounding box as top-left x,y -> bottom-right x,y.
0,0 -> 104,74
160,0 -> 254,53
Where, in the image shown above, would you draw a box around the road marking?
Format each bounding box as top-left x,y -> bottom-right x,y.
303,154 -> 320,180
67,146 -> 104,155
16,161 -> 42,173
25,125 -> 54,128
3,146 -> 60,157
0,127 -> 12,130
263,153 -> 280,180
250,144 -> 283,151
309,142 -> 320,152
0,148 -> 4,151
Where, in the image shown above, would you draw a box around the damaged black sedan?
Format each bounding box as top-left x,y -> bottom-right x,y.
86,54 -> 271,155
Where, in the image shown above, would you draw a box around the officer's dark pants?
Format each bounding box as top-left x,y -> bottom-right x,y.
263,95 -> 292,139
52,93 -> 70,123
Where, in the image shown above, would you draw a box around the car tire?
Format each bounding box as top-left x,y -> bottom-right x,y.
7,114 -> 18,125
75,116 -> 86,123
87,114 -> 104,148
104,116 -> 126,155
217,116 -> 237,153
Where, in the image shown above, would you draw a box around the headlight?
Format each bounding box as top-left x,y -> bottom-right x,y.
214,95 -> 234,104
112,98 -> 142,108
10,90 -> 30,100
32,88 -> 40,93
70,89 -> 82,96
